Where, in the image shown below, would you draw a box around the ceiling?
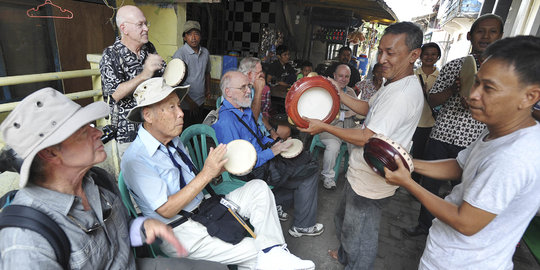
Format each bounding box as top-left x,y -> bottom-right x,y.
298,0 -> 397,24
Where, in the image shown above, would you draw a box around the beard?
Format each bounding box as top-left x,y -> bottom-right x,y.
233,95 -> 252,108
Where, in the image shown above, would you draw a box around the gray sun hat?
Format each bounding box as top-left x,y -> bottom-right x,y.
183,20 -> 201,35
0,88 -> 109,187
126,77 -> 189,123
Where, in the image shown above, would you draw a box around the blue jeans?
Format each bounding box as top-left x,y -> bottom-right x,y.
334,181 -> 391,270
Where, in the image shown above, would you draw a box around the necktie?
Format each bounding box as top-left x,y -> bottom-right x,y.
165,142 -> 190,188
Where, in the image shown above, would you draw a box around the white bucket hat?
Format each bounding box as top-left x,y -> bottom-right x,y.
126,77 -> 189,123
0,88 -> 109,187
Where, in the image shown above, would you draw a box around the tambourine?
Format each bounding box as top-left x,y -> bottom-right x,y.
280,138 -> 303,159
285,76 -> 340,128
223,139 -> 257,176
163,58 -> 187,87
363,134 -> 414,177
459,55 -> 477,98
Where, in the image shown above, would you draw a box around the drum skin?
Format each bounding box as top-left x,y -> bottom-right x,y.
285,76 -> 340,128
163,58 -> 187,86
363,136 -> 413,178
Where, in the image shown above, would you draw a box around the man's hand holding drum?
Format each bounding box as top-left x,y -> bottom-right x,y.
297,117 -> 327,135
383,155 -> 415,188
200,143 -> 228,179
141,53 -> 165,79
270,139 -> 294,155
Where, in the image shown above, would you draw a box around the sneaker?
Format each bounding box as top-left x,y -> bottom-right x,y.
322,177 -> 336,190
276,205 -> 289,222
288,223 -> 324,237
256,244 -> 315,270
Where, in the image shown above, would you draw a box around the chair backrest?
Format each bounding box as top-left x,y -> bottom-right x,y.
179,124 -> 219,171
216,96 -> 223,109
117,172 -> 138,218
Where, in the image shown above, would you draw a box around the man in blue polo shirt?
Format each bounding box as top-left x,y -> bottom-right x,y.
213,71 -> 323,238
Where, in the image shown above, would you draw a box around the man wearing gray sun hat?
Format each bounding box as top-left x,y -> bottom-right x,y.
121,77 -> 315,269
0,87 -> 226,269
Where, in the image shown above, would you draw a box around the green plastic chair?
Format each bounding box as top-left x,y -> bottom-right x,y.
179,124 -> 246,194
309,134 -> 349,183
215,96 -> 223,109
118,172 -> 166,258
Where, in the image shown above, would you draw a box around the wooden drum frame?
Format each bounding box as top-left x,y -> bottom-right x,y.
285,76 -> 340,128
163,58 -> 187,87
363,134 -> 414,178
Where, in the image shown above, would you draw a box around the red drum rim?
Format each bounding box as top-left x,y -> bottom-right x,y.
363,134 -> 413,177
285,76 -> 340,128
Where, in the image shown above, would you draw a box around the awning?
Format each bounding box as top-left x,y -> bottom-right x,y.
300,0 -> 397,24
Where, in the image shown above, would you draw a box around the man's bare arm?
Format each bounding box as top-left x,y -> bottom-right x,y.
112,54 -> 163,101
428,78 -> 460,108
339,92 -> 369,115
385,158 -> 495,236
413,158 -> 463,181
299,118 -> 374,146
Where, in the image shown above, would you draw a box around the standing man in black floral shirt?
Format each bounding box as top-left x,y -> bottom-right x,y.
99,5 -> 165,155
404,14 -> 504,237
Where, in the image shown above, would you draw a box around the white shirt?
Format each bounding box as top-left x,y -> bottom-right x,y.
420,123 -> 540,270
347,75 -> 424,199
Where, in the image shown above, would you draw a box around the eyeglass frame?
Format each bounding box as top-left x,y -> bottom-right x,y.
124,21 -> 150,29
228,84 -> 253,93
67,190 -> 113,233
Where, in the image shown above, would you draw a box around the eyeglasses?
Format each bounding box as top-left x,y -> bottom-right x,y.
125,21 -> 150,29
67,191 -> 112,233
229,84 -> 253,93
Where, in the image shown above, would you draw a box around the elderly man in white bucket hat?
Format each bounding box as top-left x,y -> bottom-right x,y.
0,87 -> 227,269
121,77 -> 315,269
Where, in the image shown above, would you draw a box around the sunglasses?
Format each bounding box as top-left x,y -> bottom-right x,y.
67,191 -> 112,233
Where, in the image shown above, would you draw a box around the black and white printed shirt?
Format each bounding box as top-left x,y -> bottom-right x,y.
99,38 -> 164,143
429,55 -> 485,147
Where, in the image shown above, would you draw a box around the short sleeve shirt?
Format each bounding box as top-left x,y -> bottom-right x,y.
421,124 -> 540,269
99,38 -> 164,143
173,44 -> 210,107
414,67 -> 440,127
428,56 -> 485,147
347,75 -> 424,199
355,79 -> 378,101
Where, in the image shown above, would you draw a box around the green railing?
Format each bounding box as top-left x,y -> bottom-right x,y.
0,54 -> 120,176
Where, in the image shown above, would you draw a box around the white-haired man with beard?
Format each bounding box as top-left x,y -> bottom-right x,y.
213,71 -> 323,238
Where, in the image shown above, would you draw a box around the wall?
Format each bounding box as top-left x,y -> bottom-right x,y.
124,0 -> 186,62
53,0 -> 115,101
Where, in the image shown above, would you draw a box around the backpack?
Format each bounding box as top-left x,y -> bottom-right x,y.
0,167 -> 115,270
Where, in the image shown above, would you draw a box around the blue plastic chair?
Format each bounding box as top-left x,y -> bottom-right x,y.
117,172 -> 166,258
309,134 -> 349,183
179,124 -> 246,194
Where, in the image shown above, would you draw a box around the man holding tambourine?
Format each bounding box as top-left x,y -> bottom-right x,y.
300,22 -> 424,269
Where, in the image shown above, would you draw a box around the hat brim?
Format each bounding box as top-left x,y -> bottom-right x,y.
18,101 -> 109,188
127,85 -> 190,123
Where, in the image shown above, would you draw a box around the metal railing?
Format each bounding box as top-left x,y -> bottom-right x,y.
0,54 -> 120,176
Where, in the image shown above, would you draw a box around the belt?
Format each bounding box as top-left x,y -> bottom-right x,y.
169,207 -> 200,228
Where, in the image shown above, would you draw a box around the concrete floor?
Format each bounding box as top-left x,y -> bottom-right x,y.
281,156 -> 540,270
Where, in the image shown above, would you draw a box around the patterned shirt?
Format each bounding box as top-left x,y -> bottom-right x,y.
261,85 -> 271,118
355,79 -> 379,101
99,38 -> 164,143
429,56 -> 485,147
